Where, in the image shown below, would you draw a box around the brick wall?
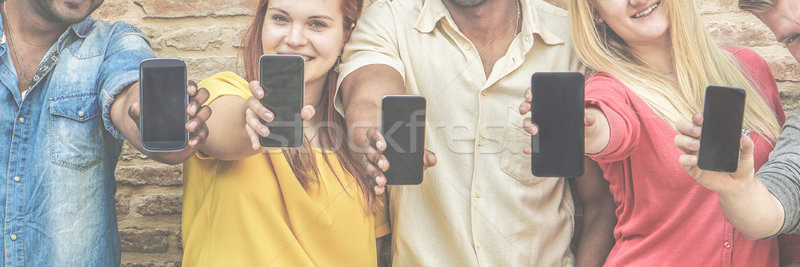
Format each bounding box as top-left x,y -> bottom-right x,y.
92,0 -> 799,266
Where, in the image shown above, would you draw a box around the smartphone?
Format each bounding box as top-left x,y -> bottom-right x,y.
259,55 -> 304,147
530,72 -> 585,178
139,58 -> 188,152
381,95 -> 426,185
697,85 -> 747,173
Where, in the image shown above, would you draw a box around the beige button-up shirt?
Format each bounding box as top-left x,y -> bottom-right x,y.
337,0 -> 584,266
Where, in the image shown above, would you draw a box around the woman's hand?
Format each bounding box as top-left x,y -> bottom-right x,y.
674,113 -> 757,195
519,87 -> 608,154
244,81 -> 315,150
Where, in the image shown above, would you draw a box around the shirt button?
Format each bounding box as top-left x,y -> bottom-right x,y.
463,42 -> 472,50
724,241 -> 731,249
476,241 -> 481,250
18,117 -> 25,124
481,90 -> 488,96
78,111 -> 85,117
13,176 -> 20,182
477,137 -> 485,146
10,234 -> 17,241
475,190 -> 482,198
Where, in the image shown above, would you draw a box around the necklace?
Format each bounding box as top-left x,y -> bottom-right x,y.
2,1 -> 29,91
514,0 -> 521,36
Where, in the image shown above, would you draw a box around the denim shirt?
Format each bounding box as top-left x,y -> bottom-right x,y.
0,9 -> 153,266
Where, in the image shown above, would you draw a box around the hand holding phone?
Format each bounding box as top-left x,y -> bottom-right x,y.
675,112 -> 757,195
139,58 -> 189,152
381,95 -> 427,185
697,85 -> 747,173
529,72 -> 585,178
258,55 -> 305,147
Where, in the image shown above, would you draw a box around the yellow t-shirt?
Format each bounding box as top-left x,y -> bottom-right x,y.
181,72 -> 390,266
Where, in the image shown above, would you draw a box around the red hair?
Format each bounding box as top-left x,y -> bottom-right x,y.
241,0 -> 377,212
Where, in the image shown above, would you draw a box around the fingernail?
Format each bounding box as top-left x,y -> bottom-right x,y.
190,139 -> 198,146
265,112 -> 273,121
692,140 -> 700,148
376,140 -> 385,148
188,121 -> 198,129
379,160 -> 387,169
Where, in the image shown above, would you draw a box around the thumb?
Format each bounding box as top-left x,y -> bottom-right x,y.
738,135 -> 755,167
584,112 -> 596,127
733,135 -> 756,179
301,105 -> 316,121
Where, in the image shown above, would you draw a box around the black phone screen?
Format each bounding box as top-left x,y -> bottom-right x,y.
139,59 -> 187,151
381,95 -> 426,185
531,72 -> 585,178
698,85 -> 746,173
259,55 -> 304,147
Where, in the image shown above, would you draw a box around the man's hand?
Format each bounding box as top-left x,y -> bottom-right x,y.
519,87 -> 538,155
674,113 -> 758,195
351,127 -> 436,195
128,81 -> 212,164
244,81 -> 315,150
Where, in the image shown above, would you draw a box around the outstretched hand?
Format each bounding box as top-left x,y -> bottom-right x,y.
674,113 -> 757,195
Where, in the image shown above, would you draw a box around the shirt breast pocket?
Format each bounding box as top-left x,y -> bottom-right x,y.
500,107 -> 548,187
49,93 -> 105,171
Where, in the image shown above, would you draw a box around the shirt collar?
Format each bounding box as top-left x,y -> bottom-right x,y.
521,1 -> 563,45
413,0 -> 449,33
70,16 -> 94,39
413,0 -> 564,45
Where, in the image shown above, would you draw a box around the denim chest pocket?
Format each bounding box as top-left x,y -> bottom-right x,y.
49,93 -> 105,171
500,107 -> 547,187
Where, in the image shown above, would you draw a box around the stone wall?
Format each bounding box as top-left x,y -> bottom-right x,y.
91,0 -> 799,266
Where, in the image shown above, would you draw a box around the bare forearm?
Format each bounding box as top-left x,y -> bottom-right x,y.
718,178 -> 784,239
576,203 -> 616,267
573,159 -> 615,266
340,65 -> 405,136
110,83 -> 149,155
199,96 -> 263,160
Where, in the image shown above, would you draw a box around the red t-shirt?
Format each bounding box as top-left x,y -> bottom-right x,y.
585,47 -> 786,266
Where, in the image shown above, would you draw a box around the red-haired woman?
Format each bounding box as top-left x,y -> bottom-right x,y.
180,0 -> 388,265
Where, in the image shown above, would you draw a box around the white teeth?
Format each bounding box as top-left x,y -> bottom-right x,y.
632,3 -> 658,18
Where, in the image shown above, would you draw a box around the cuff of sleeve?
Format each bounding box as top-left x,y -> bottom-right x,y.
586,99 -> 626,162
760,171 -> 800,235
101,69 -> 140,140
334,58 -> 405,116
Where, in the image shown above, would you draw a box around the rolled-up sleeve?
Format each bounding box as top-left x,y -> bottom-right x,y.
758,108 -> 800,235
334,0 -> 405,115
97,22 -> 155,140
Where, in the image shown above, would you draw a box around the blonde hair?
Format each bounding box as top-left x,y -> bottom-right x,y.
569,0 -> 781,142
